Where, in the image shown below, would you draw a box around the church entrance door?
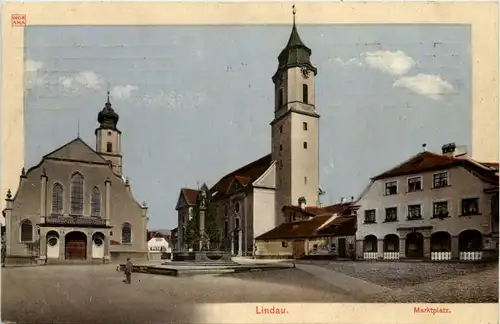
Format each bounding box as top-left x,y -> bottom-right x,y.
65,231 -> 87,260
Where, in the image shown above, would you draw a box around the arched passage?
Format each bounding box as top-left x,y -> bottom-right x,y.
431,232 -> 451,252
383,234 -> 399,252
46,231 -> 60,259
363,235 -> 378,260
92,232 -> 105,259
383,234 -> 400,260
430,231 -> 452,261
459,229 -> 484,261
65,231 -> 87,260
459,230 -> 483,251
405,232 -> 424,259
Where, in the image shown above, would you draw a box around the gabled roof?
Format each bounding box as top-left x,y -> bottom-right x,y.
372,151 -> 499,185
175,188 -> 199,210
210,154 -> 273,200
43,137 -> 109,165
181,188 -> 199,206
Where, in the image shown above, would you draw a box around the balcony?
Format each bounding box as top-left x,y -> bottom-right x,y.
45,215 -> 106,227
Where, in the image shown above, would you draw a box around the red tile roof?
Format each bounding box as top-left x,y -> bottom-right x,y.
234,176 -> 252,186
181,188 -> 199,205
210,154 -> 273,200
256,214 -> 332,240
256,213 -> 357,240
372,151 -> 499,185
283,202 -> 355,216
318,216 -> 357,236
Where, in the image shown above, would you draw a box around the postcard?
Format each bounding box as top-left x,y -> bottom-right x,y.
1,2 -> 498,324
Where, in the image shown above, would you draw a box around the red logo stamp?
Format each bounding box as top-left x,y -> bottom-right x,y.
11,14 -> 26,27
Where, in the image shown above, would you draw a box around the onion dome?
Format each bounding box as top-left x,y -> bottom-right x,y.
97,91 -> 119,130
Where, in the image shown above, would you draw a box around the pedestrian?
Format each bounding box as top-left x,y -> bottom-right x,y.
123,258 -> 133,284
1,240 -> 6,267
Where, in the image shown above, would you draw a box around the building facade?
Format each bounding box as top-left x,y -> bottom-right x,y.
255,202 -> 358,259
3,94 -> 148,265
175,15 -> 322,257
356,144 -> 499,262
147,236 -> 171,261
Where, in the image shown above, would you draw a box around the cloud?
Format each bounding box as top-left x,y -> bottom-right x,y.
363,50 -> 415,76
330,56 -> 364,67
58,70 -> 103,93
143,90 -> 205,108
111,85 -> 139,100
393,73 -> 454,100
25,59 -> 47,89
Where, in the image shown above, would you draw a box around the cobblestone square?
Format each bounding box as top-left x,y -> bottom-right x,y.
315,261 -> 499,303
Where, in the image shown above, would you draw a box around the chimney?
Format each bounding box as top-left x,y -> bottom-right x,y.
422,143 -> 427,152
298,197 -> 306,210
340,197 -> 346,204
442,143 -> 467,157
351,196 -> 354,202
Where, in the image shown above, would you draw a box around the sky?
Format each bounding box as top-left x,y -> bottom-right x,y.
22,24 -> 472,230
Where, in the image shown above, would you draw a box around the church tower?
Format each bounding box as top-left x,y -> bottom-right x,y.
95,91 -> 123,175
271,7 -> 320,222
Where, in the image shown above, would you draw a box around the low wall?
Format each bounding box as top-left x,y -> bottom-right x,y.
172,251 -> 232,262
110,252 -> 148,263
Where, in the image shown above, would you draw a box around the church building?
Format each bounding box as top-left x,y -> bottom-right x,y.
3,94 -> 148,265
175,11 -> 322,256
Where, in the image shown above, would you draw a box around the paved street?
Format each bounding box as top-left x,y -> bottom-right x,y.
1,265 -> 354,323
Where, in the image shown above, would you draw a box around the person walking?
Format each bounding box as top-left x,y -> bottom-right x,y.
1,240 -> 6,267
123,258 -> 133,284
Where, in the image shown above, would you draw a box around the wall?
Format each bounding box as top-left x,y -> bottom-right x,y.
253,188 -> 276,239
255,239 -> 293,258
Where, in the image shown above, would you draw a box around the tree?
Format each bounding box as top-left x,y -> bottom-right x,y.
204,207 -> 220,249
183,208 -> 200,250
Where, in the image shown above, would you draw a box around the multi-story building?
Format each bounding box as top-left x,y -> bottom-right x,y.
356,143 -> 499,261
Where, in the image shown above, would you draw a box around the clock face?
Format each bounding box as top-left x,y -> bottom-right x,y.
301,67 -> 310,79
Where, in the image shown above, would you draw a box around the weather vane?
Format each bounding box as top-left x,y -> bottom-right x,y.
292,4 -> 296,24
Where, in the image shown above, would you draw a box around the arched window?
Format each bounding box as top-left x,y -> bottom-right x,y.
122,223 -> 132,244
91,187 -> 101,217
70,173 -> 84,215
52,183 -> 63,214
106,142 -> 113,153
20,219 -> 33,242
